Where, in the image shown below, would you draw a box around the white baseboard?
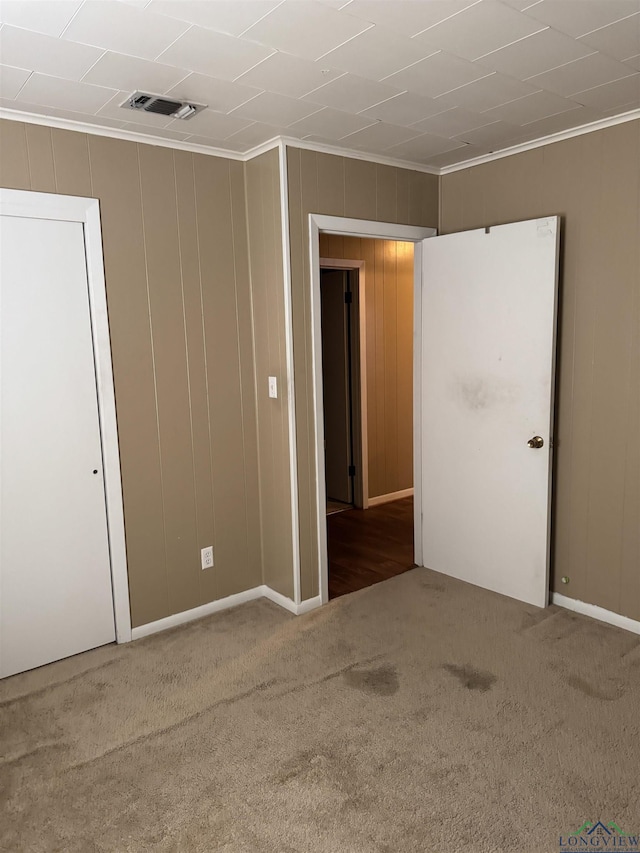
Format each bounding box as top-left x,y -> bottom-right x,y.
130,585 -> 323,641
261,586 -> 323,615
368,488 -> 414,507
552,593 -> 640,636
131,587 -> 265,640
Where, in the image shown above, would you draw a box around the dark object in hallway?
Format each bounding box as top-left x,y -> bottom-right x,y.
328,497 -> 415,599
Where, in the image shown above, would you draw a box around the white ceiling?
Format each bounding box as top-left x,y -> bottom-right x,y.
0,0 -> 639,169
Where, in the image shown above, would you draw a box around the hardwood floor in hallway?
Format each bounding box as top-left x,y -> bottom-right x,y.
327,497 -> 415,599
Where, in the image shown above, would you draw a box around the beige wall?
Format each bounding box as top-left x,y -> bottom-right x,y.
0,119 -> 262,628
288,147 -> 439,599
319,235 -> 414,499
6,115 -> 631,625
440,120 -> 640,622
244,149 -> 294,598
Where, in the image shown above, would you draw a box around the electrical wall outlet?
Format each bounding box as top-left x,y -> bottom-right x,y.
201,546 -> 214,570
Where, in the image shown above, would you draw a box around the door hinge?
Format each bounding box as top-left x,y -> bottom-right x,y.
344,290 -> 353,304
348,464 -> 356,477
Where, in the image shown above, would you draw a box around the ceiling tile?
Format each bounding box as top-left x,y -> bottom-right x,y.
241,0 -> 372,61
384,51 -> 492,98
476,27 -> 595,78
453,119 -> 521,146
149,0 -> 281,37
410,107 -> 495,136
505,105 -> 605,141
167,108 -> 252,139
579,12 -> 640,61
427,144 -> 486,167
359,91 -> 456,125
0,25 -> 104,83
288,107 -> 375,139
572,72 -> 640,110
185,135 -> 238,149
527,52 -> 636,95
229,91 -> 321,125
304,73 -> 402,112
319,25 -> 437,80
0,65 -> 31,99
98,90 -> 175,126
51,108 -> 129,128
0,96 -> 99,125
158,26 -> 274,81
224,121 -> 301,148
298,133 -> 339,144
343,1 -> 479,38
341,121 -> 423,150
521,0 -> 640,39
18,73 -> 117,114
482,89 -> 581,124
62,1 -> 190,60
0,0 -> 82,38
413,1 -> 545,61
165,73 -> 261,113
386,132 -> 468,161
440,71 -> 539,110
600,96 -> 640,113
500,0 -> 543,11
8,101 -> 130,128
82,52 -> 187,94
235,53 -> 343,98
120,121 -> 191,141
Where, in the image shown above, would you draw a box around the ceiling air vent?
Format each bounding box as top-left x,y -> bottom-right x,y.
122,91 -> 205,120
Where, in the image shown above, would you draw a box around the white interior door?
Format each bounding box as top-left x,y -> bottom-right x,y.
420,217 -> 559,607
1,213 -> 116,677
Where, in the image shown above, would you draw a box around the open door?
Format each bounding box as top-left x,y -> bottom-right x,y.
420,217 -> 560,607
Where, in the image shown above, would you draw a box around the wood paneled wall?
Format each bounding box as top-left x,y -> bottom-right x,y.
288,147 -> 439,599
319,235 -> 414,499
0,119 -> 261,628
441,120 -> 640,621
244,150 -> 294,598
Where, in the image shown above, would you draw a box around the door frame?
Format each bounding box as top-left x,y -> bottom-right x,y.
0,188 -> 132,643
319,259 -> 367,510
309,215 -> 436,604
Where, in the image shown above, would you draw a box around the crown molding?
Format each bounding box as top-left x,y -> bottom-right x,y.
0,107 -> 440,174
439,107 -> 640,174
2,104 -> 640,177
242,136 -> 281,159
276,135 -> 440,175
0,107 -> 249,160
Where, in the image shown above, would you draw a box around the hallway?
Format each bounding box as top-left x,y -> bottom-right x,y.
327,497 -> 415,599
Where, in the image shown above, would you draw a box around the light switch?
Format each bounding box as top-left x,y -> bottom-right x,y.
268,376 -> 278,399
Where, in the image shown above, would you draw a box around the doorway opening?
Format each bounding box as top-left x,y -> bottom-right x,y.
308,213 -> 559,612
319,236 -> 417,599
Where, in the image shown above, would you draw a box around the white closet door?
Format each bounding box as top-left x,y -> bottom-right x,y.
1,214 -> 115,677
420,218 -> 559,607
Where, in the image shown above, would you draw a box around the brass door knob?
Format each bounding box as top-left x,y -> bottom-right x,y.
527,436 -> 544,449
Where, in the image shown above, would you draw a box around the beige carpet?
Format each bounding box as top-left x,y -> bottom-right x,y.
1,568 -> 639,853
